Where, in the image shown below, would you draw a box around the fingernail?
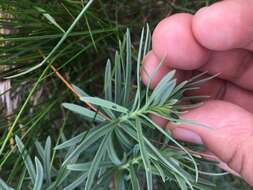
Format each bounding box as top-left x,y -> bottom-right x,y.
172,128 -> 203,144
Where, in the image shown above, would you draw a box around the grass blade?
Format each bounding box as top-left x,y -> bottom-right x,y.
35,6 -> 65,33
6,0 -> 94,78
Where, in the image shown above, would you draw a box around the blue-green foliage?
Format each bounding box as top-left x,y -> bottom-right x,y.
1,27 -> 224,190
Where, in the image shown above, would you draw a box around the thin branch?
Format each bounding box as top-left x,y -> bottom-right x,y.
49,64 -> 111,121
38,50 -> 111,121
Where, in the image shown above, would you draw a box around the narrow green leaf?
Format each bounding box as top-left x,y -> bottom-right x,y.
34,139 -> 51,184
159,80 -> 177,105
187,71 -> 208,83
123,29 -> 132,106
143,24 -> 151,55
145,58 -> 166,103
135,25 -> 151,107
173,118 -> 209,129
0,178 -> 14,190
63,173 -> 88,190
129,164 -> 140,190
84,14 -> 97,51
33,157 -> 44,190
153,162 -> 166,182
67,162 -> 113,172
91,169 -> 114,190
72,84 -> 89,97
35,6 -> 65,33
142,115 -> 199,182
63,123 -> 112,165
170,81 -> 188,99
144,137 -> 194,190
54,131 -> 87,150
84,131 -> 112,190
100,107 -> 116,119
136,119 -> 153,190
120,123 -> 138,141
15,135 -> 36,184
104,59 -> 112,101
80,97 -> 129,113
119,37 -> 126,67
175,175 -> 188,190
149,70 -> 176,105
44,137 -> 52,184
47,167 -> 71,190
62,103 -> 105,122
115,128 -> 133,149
35,141 -> 44,161
175,102 -> 203,110
188,73 -> 219,87
107,133 -> 122,165
114,51 -> 122,104
67,162 -> 91,172
132,28 -> 145,111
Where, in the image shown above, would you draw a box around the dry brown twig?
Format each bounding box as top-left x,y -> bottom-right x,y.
38,50 -> 110,121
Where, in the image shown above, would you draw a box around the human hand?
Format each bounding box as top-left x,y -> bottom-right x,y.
141,0 -> 253,186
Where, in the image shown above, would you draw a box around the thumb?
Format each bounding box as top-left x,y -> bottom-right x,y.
167,100 -> 253,186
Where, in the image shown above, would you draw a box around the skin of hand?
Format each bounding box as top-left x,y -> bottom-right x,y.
141,0 -> 253,186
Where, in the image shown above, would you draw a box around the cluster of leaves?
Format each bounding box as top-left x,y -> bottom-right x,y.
0,26 -> 226,190
0,0 -> 117,172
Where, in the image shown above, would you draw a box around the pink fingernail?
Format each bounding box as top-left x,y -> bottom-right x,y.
172,128 -> 203,144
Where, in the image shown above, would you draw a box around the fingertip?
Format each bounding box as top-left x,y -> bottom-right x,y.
166,100 -> 253,160
193,0 -> 253,50
152,13 -> 209,70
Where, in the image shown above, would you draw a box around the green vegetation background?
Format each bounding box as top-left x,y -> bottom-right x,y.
0,0 -> 251,189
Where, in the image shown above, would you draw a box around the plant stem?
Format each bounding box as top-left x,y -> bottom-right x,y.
49,64 -> 111,121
